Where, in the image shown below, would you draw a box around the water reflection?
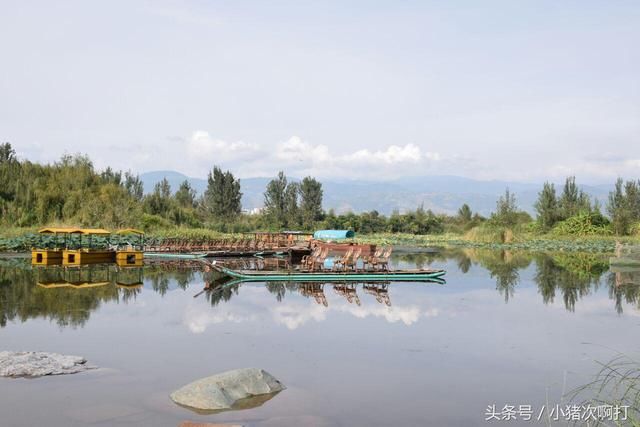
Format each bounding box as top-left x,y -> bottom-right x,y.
393,249 -> 627,312
2,248 -> 640,330
0,261 -> 202,328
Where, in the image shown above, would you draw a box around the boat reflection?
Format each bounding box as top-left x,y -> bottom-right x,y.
299,283 -> 328,307
363,283 -> 391,306
333,283 -> 361,306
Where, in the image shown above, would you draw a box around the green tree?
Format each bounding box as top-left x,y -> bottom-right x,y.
534,182 -> 559,229
624,180 -> 640,220
100,167 -> 122,185
299,176 -> 323,228
491,188 -> 519,227
284,182 -> 300,227
559,176 -> 591,220
0,142 -> 16,163
457,203 -> 472,223
264,171 -> 288,227
123,172 -> 144,201
144,178 -> 172,216
607,178 -> 629,235
175,180 -> 196,208
0,143 -> 19,203
204,166 -> 242,219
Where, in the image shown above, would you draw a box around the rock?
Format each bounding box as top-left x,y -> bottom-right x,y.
170,368 -> 285,414
0,351 -> 95,377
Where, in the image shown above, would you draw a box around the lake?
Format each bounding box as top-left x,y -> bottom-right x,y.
1,248 -> 638,426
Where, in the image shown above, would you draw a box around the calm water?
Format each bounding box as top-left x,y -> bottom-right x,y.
1,249 -> 639,427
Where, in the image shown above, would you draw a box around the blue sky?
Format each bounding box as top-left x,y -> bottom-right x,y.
0,1 -> 638,182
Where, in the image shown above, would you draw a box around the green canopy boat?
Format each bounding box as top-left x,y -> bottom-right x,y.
211,263 -> 446,283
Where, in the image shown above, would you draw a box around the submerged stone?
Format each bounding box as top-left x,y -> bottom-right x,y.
170,368 -> 285,414
0,351 -> 95,377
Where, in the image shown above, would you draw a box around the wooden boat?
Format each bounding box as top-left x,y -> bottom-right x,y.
144,252 -> 208,260
211,263 -> 446,282
313,240 -> 376,256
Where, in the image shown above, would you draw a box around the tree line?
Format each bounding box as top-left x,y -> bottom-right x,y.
1,142 -> 639,236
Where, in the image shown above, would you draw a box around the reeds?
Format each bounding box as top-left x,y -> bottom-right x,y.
570,352 -> 640,426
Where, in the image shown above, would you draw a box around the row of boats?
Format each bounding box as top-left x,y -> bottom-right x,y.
30,228 -> 447,283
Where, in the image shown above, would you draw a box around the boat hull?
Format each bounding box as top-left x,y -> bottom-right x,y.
214,265 -> 446,282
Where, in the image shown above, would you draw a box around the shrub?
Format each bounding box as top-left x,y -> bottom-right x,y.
551,212 -> 612,236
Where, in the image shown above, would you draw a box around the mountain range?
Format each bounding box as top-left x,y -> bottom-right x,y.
140,170 -> 613,216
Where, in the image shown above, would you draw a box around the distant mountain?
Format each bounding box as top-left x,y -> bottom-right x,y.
140,171 -> 613,216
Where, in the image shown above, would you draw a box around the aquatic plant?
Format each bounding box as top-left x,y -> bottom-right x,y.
570,352 -> 640,426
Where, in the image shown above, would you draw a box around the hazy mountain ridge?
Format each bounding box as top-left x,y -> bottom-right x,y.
140,171 -> 613,216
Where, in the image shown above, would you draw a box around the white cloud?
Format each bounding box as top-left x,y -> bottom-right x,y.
128,132 -> 443,179
271,300 -> 439,329
271,302 -> 329,330
335,304 -> 427,326
186,130 -> 261,162
277,137 -> 441,179
183,302 -> 257,334
345,144 -> 425,165
275,136 -> 331,163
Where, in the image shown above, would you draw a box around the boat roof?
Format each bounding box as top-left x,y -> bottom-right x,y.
78,228 -> 111,235
38,227 -> 111,235
39,227 -> 82,234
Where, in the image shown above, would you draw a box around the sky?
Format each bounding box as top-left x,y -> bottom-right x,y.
0,0 -> 638,183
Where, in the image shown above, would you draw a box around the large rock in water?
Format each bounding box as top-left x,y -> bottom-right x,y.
0,351 -> 95,377
170,368 -> 285,414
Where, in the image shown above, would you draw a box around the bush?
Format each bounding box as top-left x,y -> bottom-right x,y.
551,212 -> 612,236
140,213 -> 173,231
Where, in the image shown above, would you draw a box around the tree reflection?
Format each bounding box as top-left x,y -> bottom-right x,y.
608,269 -> 640,314
533,253 -> 607,312
0,261 -> 215,328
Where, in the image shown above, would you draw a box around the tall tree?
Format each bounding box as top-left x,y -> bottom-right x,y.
123,171 -> 144,201
607,178 -> 640,235
284,182 -> 300,227
175,180 -> 196,208
457,203 -> 472,223
222,170 -> 242,217
559,176 -> 590,219
492,188 -> 519,227
624,180 -> 640,220
204,166 -> 242,218
0,142 -> 16,163
299,176 -> 323,228
534,182 -> 558,229
0,143 -> 19,203
608,178 -> 630,235
100,167 -> 122,185
263,171 -> 288,227
144,178 -> 172,216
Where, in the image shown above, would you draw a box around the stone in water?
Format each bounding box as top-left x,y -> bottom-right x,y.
170,368 -> 285,414
0,351 -> 95,377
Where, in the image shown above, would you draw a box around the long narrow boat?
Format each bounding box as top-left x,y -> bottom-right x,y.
144,252 -> 208,260
211,264 -> 446,282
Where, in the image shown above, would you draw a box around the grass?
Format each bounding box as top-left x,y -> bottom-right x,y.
569,352 -> 640,426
